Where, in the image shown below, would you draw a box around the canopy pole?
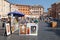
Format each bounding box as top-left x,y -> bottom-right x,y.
11,14 -> 13,26
11,14 -> 13,34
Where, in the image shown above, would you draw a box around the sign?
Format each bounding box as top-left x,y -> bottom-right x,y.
6,23 -> 11,35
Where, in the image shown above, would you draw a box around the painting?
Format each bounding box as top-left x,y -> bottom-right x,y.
31,26 -> 36,34
19,25 -> 26,34
6,23 -> 11,35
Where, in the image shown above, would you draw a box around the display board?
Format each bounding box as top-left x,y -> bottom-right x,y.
19,15 -> 38,36
11,17 -> 18,33
5,23 -> 11,35
27,23 -> 38,35
19,23 -> 38,36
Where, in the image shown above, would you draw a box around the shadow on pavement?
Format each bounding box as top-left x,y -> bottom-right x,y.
0,29 -> 5,36
45,28 -> 60,36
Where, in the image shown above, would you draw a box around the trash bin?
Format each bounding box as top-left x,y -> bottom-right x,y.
52,21 -> 57,28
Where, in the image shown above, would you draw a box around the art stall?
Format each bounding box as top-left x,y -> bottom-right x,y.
1,16 -> 11,36
19,15 -> 39,36
5,11 -> 24,36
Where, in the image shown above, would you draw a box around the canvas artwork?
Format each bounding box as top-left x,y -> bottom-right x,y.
26,27 -> 30,34
27,23 -> 38,35
11,25 -> 15,33
31,26 -> 36,34
6,23 -> 11,35
19,25 -> 26,34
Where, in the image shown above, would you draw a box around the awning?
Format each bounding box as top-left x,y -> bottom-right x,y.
8,11 -> 24,17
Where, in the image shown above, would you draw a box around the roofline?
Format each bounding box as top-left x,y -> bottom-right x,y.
31,6 -> 44,8
10,3 -> 30,7
4,0 -> 11,4
32,5 -> 44,8
4,0 -> 44,9
47,8 -> 52,10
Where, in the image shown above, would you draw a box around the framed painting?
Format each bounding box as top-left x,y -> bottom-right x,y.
5,23 -> 11,35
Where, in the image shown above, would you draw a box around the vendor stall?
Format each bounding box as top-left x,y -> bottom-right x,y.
5,11 -> 39,36
5,11 -> 24,36
19,15 -> 39,36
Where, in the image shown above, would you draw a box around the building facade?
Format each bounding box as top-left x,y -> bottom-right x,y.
51,3 -> 57,18
17,5 -> 30,15
43,12 -> 48,17
11,4 -> 18,12
11,4 -> 31,15
10,4 -> 44,18
30,5 -> 44,18
48,8 -> 52,17
48,2 -> 60,19
3,0 -> 10,18
0,0 -> 10,18
0,0 -> 3,17
56,2 -> 60,19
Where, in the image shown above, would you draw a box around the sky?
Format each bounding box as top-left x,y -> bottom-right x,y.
7,0 -> 59,12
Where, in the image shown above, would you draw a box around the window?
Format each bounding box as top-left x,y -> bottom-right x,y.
40,11 -> 41,13
40,8 -> 41,10
0,9 -> 2,12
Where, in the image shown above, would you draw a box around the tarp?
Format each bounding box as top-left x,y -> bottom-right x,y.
8,11 -> 24,17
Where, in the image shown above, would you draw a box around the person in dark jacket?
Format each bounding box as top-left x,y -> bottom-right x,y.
2,19 -> 6,28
